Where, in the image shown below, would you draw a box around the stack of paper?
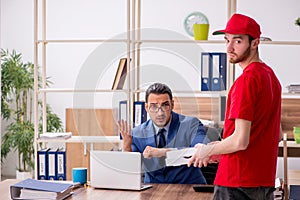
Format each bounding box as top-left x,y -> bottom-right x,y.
39,132 -> 72,140
20,188 -> 72,200
10,178 -> 73,200
165,148 -> 196,166
287,84 -> 300,93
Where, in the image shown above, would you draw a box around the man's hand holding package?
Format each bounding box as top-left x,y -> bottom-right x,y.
188,141 -> 220,168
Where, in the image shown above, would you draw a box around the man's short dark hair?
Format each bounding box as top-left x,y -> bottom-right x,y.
248,35 -> 255,43
145,83 -> 173,103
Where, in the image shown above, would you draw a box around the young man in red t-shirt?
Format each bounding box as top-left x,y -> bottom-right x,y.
188,13 -> 282,199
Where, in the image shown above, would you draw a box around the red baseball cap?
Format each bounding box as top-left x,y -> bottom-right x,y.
212,13 -> 261,39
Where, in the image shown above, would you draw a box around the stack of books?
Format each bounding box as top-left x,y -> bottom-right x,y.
287,84 -> 300,93
10,178 -> 73,200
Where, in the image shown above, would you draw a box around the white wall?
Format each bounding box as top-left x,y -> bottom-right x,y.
1,0 -> 300,177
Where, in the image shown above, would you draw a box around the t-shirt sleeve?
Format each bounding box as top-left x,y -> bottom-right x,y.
228,75 -> 258,122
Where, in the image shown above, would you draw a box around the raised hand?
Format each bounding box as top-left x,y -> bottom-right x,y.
117,119 -> 132,151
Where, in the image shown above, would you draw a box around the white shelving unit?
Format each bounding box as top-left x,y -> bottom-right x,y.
32,0 -> 300,179
33,0 -> 133,179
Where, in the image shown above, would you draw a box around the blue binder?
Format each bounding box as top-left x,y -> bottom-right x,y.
211,52 -> 227,91
201,52 -> 227,91
47,148 -> 57,180
119,100 -> 128,139
119,100 -> 128,122
56,148 -> 66,180
37,148 -> 50,180
201,53 -> 211,91
133,101 -> 147,127
10,178 -> 73,200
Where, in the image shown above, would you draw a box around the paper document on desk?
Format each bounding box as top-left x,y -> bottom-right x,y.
165,148 -> 196,166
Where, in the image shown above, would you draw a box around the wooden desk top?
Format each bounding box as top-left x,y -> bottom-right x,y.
0,179 -> 213,200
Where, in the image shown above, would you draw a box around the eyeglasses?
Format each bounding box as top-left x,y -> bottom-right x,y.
149,102 -> 171,113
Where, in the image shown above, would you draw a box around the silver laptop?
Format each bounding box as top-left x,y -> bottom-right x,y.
90,150 -> 152,191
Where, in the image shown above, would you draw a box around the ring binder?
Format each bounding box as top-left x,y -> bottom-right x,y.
37,148 -> 50,180
56,148 -> 66,180
201,52 -> 227,91
133,101 -> 147,127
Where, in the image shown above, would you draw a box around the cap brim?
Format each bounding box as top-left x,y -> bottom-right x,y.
212,30 -> 226,35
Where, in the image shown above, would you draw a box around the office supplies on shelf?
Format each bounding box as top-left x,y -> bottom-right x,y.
201,52 -> 227,91
119,100 -> 128,122
48,148 -> 58,180
201,53 -> 211,91
134,101 -> 147,127
37,148 -> 50,180
287,84 -> 300,93
39,132 -> 72,140
119,100 -> 128,140
119,100 -> 128,139
260,36 -> 272,41
38,148 -> 67,181
56,148 -> 67,180
211,53 -> 226,91
111,58 -> 130,90
90,151 -> 152,191
10,178 -> 73,200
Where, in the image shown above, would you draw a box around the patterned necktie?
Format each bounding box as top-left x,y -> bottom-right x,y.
157,128 -> 166,148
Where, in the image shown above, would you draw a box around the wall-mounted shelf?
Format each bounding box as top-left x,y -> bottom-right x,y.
137,39 -> 225,44
260,41 -> 300,45
38,136 -> 121,156
137,40 -> 300,45
37,136 -> 121,144
38,88 -> 128,93
36,39 -> 128,44
282,93 -> 300,99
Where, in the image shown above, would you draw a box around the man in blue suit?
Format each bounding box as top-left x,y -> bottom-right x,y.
118,82 -> 208,184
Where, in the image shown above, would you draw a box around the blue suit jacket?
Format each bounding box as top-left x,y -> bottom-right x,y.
131,111 -> 208,184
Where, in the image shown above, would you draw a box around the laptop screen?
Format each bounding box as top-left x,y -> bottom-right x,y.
90,151 -> 144,190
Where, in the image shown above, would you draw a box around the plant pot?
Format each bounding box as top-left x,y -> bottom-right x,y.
16,170 -> 32,180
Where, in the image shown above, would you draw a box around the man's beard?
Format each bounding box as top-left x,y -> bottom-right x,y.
228,46 -> 251,64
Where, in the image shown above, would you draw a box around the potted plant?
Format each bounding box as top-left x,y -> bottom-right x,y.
1,49 -> 63,178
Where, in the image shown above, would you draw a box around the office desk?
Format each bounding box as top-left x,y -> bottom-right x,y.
0,179 -> 213,200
